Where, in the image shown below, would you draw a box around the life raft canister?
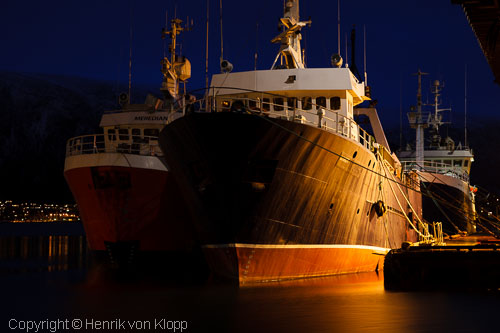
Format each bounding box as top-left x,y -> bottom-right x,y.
373,200 -> 386,217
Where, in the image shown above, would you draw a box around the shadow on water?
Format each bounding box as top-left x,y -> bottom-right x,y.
2,233 -> 500,332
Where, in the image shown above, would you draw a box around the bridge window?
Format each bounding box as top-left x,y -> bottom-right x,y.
249,99 -> 257,109
464,160 -> 469,167
273,98 -> 284,111
316,97 -> 326,109
107,129 -> 116,141
263,98 -> 271,111
144,128 -> 159,137
453,160 -> 463,167
131,128 -> 141,143
287,98 -> 296,110
118,129 -> 129,141
302,97 -> 312,110
330,97 -> 341,110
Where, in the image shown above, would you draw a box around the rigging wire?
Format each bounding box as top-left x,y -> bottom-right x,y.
178,85 -> 499,235
376,153 -> 394,248
381,157 -> 432,240
419,180 -> 462,234
416,171 -> 474,218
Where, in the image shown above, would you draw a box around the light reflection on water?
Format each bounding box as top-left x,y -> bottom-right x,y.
0,235 -> 88,273
1,236 -> 500,332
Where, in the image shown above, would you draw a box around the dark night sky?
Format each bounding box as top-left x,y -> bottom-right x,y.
1,0 -> 498,130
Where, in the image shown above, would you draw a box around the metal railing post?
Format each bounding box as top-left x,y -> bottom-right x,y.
260,93 -> 263,114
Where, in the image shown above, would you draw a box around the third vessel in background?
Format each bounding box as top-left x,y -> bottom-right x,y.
398,71 -> 476,235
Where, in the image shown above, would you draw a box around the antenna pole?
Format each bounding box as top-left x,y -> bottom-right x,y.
255,22 -> 259,70
163,11 -> 168,58
465,64 -> 468,148
400,74 -> 403,150
345,33 -> 348,67
205,0 -> 210,95
363,25 -> 367,84
337,0 -> 340,54
219,0 -> 224,67
128,0 -> 133,101
414,69 -> 428,169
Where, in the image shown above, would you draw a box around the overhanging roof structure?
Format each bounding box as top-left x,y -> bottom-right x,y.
452,0 -> 500,83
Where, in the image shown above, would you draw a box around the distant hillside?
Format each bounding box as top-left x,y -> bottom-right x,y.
0,71 -> 157,201
1,72 -> 499,202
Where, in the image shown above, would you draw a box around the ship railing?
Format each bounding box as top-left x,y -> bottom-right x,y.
401,161 -> 469,182
65,134 -> 163,157
210,95 -> 374,151
403,145 -> 473,153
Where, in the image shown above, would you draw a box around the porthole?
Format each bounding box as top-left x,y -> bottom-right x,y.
356,208 -> 360,214
353,151 -> 358,158
329,203 -> 334,209
368,160 -> 371,167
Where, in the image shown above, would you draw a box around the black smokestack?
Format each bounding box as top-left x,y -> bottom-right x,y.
350,25 -> 361,81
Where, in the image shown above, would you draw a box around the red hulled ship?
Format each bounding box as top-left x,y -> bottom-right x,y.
64,18 -> 197,266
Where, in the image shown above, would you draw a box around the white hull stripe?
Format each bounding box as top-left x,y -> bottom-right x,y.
202,243 -> 390,253
64,153 -> 168,172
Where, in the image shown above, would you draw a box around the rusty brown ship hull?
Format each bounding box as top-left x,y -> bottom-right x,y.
160,112 -> 420,283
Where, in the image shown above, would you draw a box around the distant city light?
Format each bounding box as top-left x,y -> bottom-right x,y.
0,201 -> 80,223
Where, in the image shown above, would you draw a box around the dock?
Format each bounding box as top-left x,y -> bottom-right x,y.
384,235 -> 500,291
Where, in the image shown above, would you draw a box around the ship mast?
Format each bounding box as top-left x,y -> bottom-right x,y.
161,17 -> 192,108
408,70 -> 428,169
270,0 -> 311,69
428,79 -> 451,148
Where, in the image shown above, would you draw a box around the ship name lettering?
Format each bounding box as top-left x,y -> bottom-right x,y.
134,116 -> 168,121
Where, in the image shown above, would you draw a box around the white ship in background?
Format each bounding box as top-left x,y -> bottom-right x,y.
398,71 -> 476,235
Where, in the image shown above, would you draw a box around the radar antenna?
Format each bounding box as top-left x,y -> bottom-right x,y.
271,0 -> 311,69
161,17 -> 192,107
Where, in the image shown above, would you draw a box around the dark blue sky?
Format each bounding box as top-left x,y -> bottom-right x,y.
1,0 -> 498,129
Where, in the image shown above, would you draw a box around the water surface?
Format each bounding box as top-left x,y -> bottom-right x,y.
1,234 -> 499,332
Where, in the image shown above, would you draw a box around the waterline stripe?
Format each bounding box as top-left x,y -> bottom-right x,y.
202,243 -> 390,253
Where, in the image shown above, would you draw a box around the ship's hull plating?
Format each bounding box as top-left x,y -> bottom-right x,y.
64,156 -> 194,253
204,244 -> 388,283
419,171 -> 475,234
160,112 -> 419,283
